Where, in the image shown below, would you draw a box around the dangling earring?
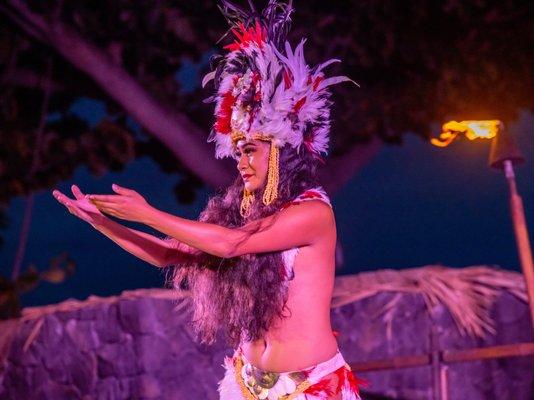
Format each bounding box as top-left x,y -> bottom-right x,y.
262,142 -> 279,206
240,188 -> 255,218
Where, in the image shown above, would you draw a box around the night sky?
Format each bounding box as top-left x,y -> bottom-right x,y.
2,100 -> 533,308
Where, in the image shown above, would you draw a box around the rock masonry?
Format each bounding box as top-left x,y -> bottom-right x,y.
0,269 -> 533,399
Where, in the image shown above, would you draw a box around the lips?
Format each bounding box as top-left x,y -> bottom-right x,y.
242,174 -> 253,180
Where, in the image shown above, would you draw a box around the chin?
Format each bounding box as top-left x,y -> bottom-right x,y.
244,179 -> 263,193
244,182 -> 257,192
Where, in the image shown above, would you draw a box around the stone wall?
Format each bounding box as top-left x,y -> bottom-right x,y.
1,267 -> 533,400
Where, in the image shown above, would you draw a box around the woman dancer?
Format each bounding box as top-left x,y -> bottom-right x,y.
53,1 -> 364,398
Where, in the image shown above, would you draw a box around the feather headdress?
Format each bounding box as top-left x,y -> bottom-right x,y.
204,0 -> 356,160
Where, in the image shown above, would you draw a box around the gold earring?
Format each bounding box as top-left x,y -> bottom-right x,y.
262,143 -> 279,206
240,188 -> 255,218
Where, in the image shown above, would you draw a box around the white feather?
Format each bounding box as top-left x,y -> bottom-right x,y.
208,33 -> 357,159
201,71 -> 216,88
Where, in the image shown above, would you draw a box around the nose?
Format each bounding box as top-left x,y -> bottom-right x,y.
237,153 -> 248,171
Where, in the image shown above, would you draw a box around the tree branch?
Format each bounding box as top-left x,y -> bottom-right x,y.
2,0 -> 379,195
0,2 -> 49,43
11,57 -> 53,281
3,0 -> 235,189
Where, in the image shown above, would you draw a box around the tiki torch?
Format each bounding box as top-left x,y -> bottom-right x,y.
431,120 -> 534,328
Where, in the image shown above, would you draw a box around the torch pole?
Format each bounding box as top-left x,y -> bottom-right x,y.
503,160 -> 534,327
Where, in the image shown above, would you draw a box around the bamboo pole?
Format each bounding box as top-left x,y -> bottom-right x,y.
349,354 -> 431,372
443,342 -> 534,363
503,160 -> 534,327
440,366 -> 449,400
349,342 -> 534,372
429,321 -> 442,400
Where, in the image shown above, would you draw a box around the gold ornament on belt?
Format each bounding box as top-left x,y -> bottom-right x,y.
234,354 -> 313,400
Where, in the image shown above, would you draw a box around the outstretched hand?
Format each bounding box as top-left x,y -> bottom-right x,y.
87,184 -> 153,223
53,185 -> 106,228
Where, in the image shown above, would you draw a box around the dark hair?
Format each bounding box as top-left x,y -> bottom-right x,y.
167,143 -> 320,346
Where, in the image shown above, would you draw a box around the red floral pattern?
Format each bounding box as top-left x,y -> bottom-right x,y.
303,365 -> 368,398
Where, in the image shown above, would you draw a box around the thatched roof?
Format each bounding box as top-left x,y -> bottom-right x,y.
333,265 -> 527,338
0,265 -> 526,364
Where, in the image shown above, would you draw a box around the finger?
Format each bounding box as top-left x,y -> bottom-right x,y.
96,205 -> 120,218
67,205 -> 90,221
87,194 -> 122,202
67,205 -> 78,216
53,190 -> 73,206
71,184 -> 85,200
52,189 -> 68,200
73,207 -> 90,220
66,204 -> 82,216
91,201 -> 116,214
78,200 -> 102,214
112,183 -> 135,196
89,199 -> 121,212
52,191 -> 89,220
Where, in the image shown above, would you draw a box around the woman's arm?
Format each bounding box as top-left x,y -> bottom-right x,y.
53,185 -> 198,268
94,218 -> 198,267
90,184 -> 334,259
141,200 -> 334,258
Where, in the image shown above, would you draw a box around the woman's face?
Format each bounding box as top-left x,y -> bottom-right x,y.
234,139 -> 270,192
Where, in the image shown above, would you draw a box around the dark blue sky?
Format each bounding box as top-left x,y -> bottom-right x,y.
2,104 -> 533,308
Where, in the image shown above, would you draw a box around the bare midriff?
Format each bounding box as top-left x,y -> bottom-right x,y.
240,243 -> 339,372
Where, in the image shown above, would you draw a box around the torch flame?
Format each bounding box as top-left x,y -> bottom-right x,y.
431,120 -> 501,147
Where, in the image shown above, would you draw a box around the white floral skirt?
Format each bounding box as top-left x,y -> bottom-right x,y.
218,347 -> 364,400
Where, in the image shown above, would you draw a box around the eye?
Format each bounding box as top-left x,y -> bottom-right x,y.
234,146 -> 255,159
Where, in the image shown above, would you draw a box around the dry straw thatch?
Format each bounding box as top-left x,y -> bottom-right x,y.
332,265 -> 527,339
0,266 -> 527,363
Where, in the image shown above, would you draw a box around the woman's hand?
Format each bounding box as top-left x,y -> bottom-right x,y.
87,184 -> 153,223
52,185 -> 106,228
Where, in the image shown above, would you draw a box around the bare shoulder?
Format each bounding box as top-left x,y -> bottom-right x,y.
278,199 -> 335,227
227,198 -> 335,256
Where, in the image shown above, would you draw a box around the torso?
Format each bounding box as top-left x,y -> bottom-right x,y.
240,188 -> 339,372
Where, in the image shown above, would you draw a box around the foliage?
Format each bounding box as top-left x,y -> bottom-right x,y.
0,0 -> 532,203
0,252 -> 75,319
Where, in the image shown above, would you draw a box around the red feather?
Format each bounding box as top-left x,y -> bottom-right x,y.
280,190 -> 326,209
333,366 -> 369,396
283,69 -> 293,90
303,131 -> 326,164
313,76 -> 324,91
224,20 -> 267,52
215,91 -> 235,134
303,376 -> 336,397
293,96 -> 307,113
300,190 -> 322,200
303,141 -> 326,164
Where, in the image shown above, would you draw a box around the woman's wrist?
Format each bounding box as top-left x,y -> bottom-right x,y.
140,204 -> 160,226
91,214 -> 109,230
